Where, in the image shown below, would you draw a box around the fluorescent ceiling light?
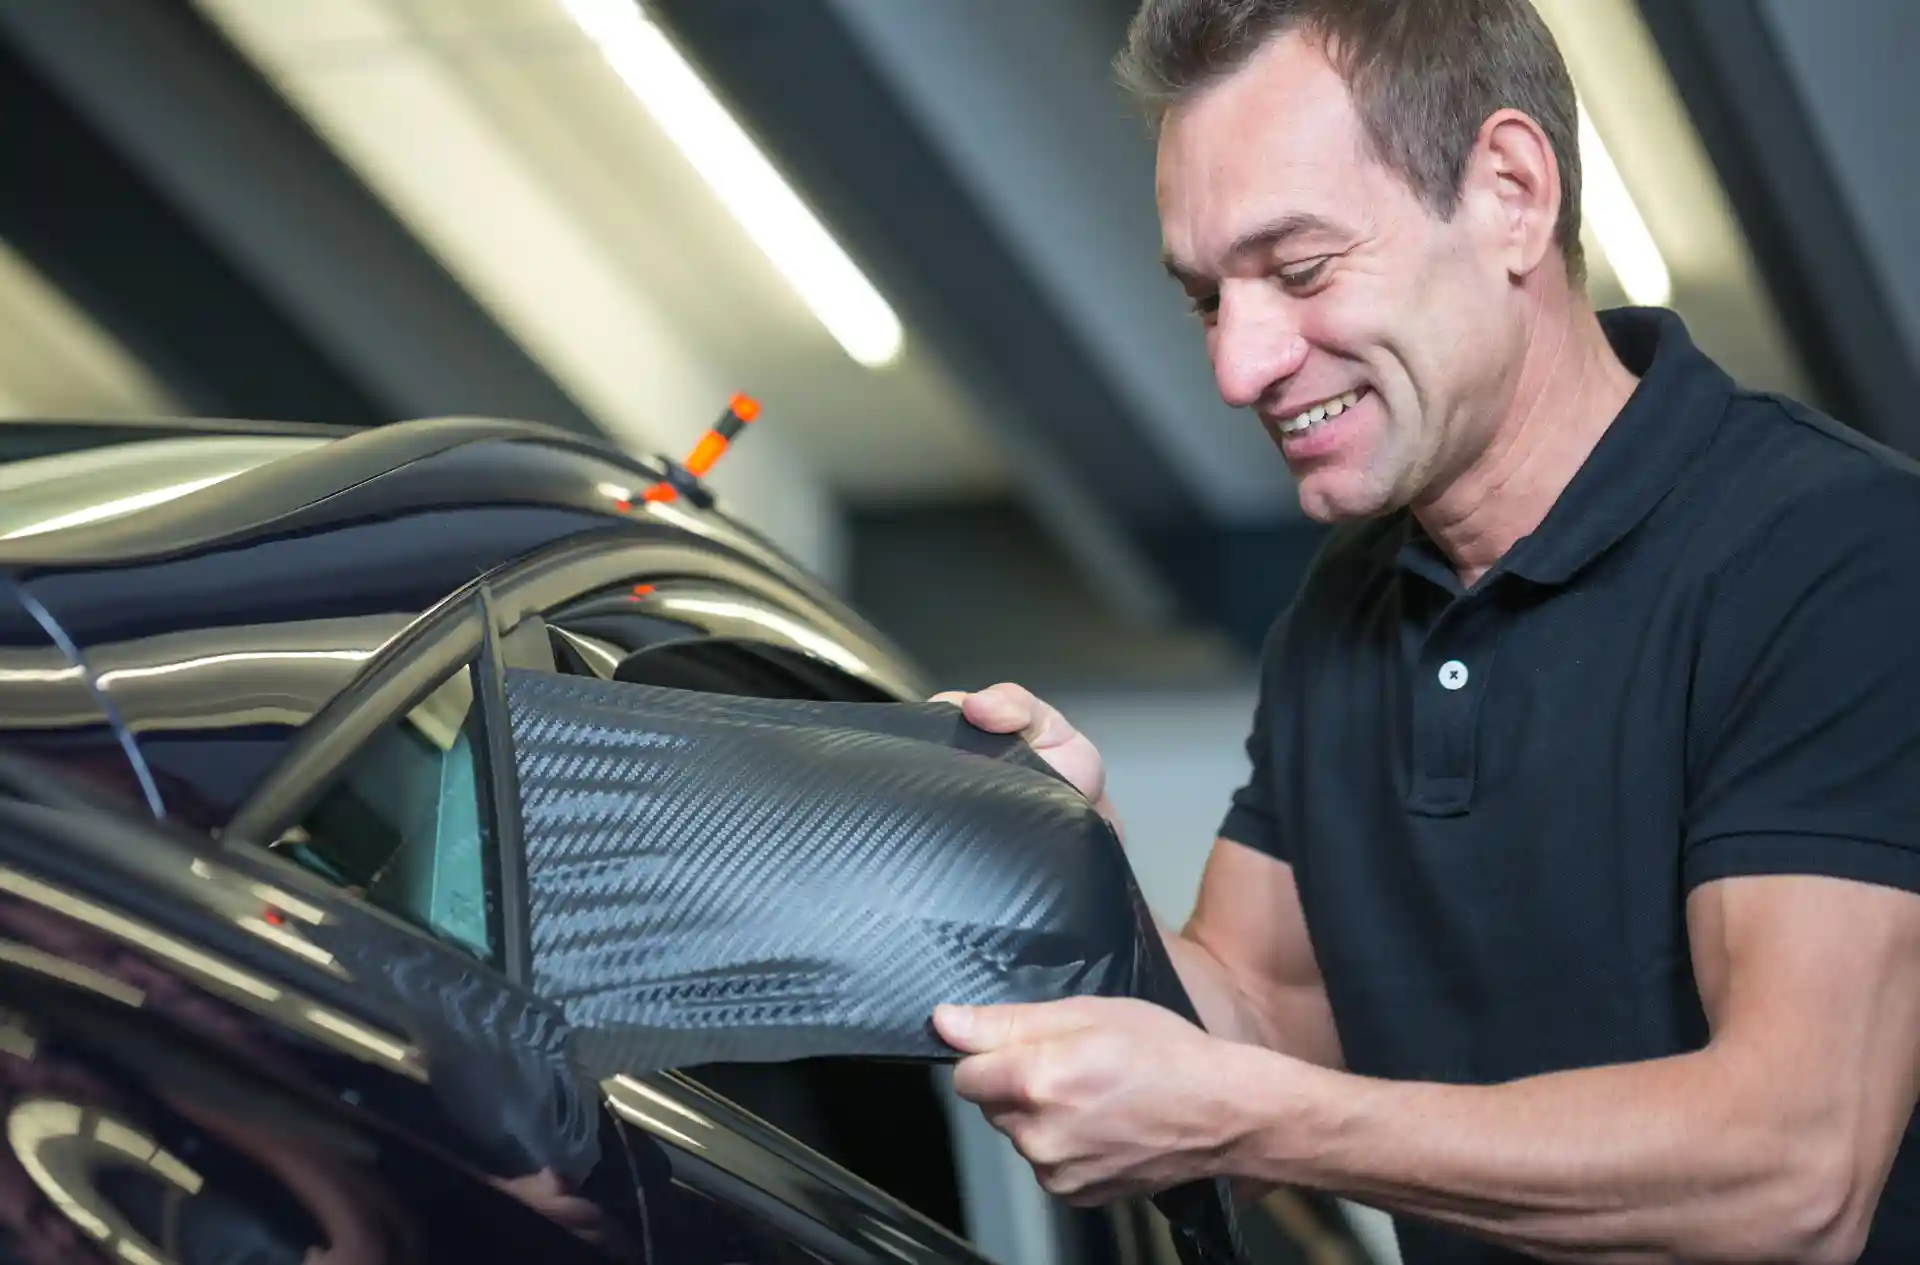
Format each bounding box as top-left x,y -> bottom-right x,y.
1579,105 -> 1671,307
560,0 -> 905,368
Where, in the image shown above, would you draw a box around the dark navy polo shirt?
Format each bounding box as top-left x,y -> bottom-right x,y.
1222,308 -> 1920,1264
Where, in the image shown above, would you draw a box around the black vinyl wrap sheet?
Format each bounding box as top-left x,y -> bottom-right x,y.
504,668 -> 1244,1265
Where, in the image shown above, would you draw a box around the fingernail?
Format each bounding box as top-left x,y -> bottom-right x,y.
936,1005 -> 971,1039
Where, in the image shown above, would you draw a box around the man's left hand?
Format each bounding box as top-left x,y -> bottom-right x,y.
933,996 -> 1254,1205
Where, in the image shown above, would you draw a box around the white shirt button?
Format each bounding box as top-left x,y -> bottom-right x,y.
1439,660 -> 1469,690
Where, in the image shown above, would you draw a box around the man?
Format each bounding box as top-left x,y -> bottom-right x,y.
929,1 -> 1920,1261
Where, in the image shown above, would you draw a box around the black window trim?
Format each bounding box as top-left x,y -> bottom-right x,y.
474,587 -> 531,984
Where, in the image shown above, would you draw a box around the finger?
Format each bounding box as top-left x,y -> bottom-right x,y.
970,686 -> 1086,755
958,682 -> 1039,735
1063,1179 -> 1124,1208
935,999 -> 1096,1054
950,1049 -> 1031,1106
928,690 -> 968,707
1018,696 -> 1085,754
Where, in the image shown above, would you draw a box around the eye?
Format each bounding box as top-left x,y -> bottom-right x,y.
1278,257 -> 1334,290
1188,290 -> 1220,319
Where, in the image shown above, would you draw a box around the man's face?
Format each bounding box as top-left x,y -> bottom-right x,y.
1156,31 -> 1519,522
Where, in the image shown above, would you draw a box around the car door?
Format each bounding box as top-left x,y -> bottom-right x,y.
0,746 -> 652,1264
515,562 -> 1211,1265
494,551 -> 1012,1264
216,548 -> 995,1265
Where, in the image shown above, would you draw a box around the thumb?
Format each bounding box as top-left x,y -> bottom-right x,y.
962,683 -> 1042,738
933,1000 -> 1093,1054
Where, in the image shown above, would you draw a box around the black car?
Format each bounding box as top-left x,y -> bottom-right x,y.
0,416 -> 1354,1265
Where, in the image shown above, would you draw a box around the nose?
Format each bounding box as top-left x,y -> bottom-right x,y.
1210,285 -> 1310,410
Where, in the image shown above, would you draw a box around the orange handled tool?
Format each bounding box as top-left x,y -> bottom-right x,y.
645,393 -> 761,506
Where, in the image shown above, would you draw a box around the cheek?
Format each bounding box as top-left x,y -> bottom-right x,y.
1294,302 -> 1396,411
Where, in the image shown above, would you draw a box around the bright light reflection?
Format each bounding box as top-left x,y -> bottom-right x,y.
653,595 -> 873,679
235,916 -> 339,970
0,664 -> 85,685
93,648 -> 373,689
9,1101 -> 111,1241
612,1075 -> 714,1129
301,1007 -> 417,1068
2,472 -> 242,540
0,867 -> 282,1002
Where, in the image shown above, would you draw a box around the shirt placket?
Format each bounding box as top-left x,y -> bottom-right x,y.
1406,595 -> 1499,817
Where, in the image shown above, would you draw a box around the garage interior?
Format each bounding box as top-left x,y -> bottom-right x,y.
2,2 -> 1917,1261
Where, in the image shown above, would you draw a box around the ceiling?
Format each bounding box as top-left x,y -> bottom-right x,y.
192,0 -> 1008,508
190,0 -> 1814,507
1530,0 -> 1808,401
0,0 -> 1861,673
0,236 -> 176,419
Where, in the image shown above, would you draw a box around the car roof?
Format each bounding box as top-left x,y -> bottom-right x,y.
0,413 -> 921,830
0,414 -> 673,567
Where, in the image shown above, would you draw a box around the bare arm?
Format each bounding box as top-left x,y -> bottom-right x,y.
1165,837 -> 1343,1069
1226,874 -> 1920,1263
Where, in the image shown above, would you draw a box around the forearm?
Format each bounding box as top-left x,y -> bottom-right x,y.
1229,1045 -> 1860,1263
1157,921 -> 1344,1069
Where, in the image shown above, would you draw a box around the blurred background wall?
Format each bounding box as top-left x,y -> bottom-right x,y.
1,2 -> 1916,1256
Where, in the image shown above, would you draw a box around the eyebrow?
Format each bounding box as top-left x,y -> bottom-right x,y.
1161,211 -> 1348,285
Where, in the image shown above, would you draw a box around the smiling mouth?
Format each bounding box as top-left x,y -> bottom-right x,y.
1276,387 -> 1367,436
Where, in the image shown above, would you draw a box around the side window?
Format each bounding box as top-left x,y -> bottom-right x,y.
272,664 -> 497,964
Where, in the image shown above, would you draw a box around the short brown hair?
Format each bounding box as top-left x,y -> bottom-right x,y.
1117,0 -> 1585,281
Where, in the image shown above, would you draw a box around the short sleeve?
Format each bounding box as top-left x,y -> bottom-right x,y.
1684,472 -> 1920,894
1218,611 -> 1289,861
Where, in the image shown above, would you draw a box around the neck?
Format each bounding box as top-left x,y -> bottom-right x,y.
1413,297 -> 1640,587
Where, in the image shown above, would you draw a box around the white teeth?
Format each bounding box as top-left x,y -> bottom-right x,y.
1279,389 -> 1362,434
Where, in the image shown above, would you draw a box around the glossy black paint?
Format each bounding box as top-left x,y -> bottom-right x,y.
0,778 -> 638,1263
2,418 -> 911,832
0,417 -> 996,1265
0,582 -> 149,814
609,1072 -> 991,1264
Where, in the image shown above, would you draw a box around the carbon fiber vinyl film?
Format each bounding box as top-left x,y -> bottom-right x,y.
505,668 -> 1244,1264
507,669 -> 1151,1072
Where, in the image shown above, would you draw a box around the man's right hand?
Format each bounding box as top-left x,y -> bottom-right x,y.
930,683 -> 1121,834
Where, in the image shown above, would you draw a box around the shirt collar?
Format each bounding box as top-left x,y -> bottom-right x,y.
1382,307 -> 1734,590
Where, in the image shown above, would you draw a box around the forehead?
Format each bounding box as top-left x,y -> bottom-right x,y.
1155,32 -> 1379,250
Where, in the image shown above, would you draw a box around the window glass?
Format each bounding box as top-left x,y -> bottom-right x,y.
273,665 -> 496,963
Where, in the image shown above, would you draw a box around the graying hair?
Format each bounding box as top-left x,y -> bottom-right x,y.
1117,0 -> 1586,280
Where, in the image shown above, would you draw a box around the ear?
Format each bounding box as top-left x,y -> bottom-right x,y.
1463,107 -> 1563,280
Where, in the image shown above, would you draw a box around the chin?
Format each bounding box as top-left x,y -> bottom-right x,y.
1294,474 -> 1397,524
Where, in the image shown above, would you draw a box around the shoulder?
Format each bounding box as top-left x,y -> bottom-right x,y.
1687,391 -> 1920,582
1717,390 -> 1920,505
